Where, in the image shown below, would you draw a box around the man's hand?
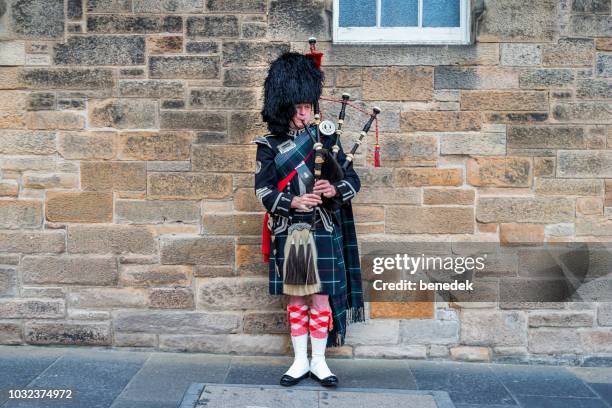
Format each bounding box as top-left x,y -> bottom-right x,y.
291,194 -> 322,210
313,180 -> 337,198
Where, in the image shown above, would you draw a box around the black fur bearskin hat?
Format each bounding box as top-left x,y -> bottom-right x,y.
261,52 -> 324,136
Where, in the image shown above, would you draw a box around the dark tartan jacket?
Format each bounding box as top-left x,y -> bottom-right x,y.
254,126 -> 366,347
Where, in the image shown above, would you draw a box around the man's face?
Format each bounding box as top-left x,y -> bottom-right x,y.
290,103 -> 313,129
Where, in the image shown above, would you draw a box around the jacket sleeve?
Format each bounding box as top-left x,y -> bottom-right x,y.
331,137 -> 361,203
254,141 -> 295,218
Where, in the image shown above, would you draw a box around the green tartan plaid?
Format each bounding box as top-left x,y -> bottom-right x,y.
266,126 -> 365,347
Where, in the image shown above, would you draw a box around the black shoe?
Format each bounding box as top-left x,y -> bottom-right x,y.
280,371 -> 309,386
310,371 -> 338,387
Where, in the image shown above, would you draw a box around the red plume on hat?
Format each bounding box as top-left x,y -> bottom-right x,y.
305,37 -> 323,70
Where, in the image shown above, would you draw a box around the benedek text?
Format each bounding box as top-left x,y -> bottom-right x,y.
372,280 -> 474,291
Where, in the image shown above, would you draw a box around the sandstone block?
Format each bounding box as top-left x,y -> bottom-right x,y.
440,132 -> 506,156
54,36 -> 145,65
477,0 -> 556,42
160,235 -> 234,265
149,56 -> 219,79
401,111 -> 481,132
461,91 -> 548,111
146,36 -> 183,54
114,310 -> 240,334
242,311 -> 287,334
149,288 -> 195,309
434,66 -> 518,90
460,310 -> 526,346
222,41 -> 290,66
117,131 -> 191,161
88,98 -> 157,129
354,345 -> 427,359
23,173 -> 78,190
115,199 -> 200,224
21,255 -> 118,285
519,69 -> 575,89
86,16 -> 182,34
203,213 -> 261,235
119,264 -> 192,287
400,320 -> 459,345
0,230 -> 65,253
67,288 -> 148,309
0,199 -> 43,229
535,178 -> 603,196
160,111 -> 226,131
26,111 -> 84,130
507,126 -> 585,149
133,0 -> 204,12
528,328 -> 581,354
186,16 -> 239,38
58,131 -> 115,160
423,188 -> 474,205
553,102 -> 611,123
81,161 -> 145,192
557,150 -> 612,177
500,223 -> 544,246
467,156 -> 531,187
528,311 -> 594,327
449,346 -> 491,362
500,44 -> 542,66
0,322 -> 23,344
386,206 -> 474,234
198,277 -> 281,310
345,320 -> 399,345
25,322 -> 111,345
190,88 -> 258,109
542,38 -> 594,67
159,333 -> 287,354
118,80 -> 184,98
192,144 -> 258,173
0,268 -> 17,297
206,0 -> 266,12
67,225 -> 156,254
362,67 -> 432,101
476,196 -> 574,223
0,130 -> 55,154
9,0 -> 64,39
394,168 -> 463,187
148,172 -> 232,199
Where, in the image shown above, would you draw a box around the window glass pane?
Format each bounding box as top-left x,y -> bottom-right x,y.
381,0 -> 418,27
423,0 -> 460,27
339,0 -> 377,27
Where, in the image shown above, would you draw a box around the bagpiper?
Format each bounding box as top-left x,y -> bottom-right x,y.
253,50 -> 366,387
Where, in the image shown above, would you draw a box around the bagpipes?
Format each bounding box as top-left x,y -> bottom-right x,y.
280,38 -> 382,296
303,37 -> 382,194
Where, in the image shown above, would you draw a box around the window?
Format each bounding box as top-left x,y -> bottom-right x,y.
333,0 -> 471,45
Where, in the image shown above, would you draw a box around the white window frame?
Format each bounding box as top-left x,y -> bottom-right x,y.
333,0 -> 471,45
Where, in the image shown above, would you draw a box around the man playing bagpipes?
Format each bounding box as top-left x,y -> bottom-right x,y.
254,44 -> 379,387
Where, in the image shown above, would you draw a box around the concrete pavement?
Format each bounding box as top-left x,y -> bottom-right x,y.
0,345 -> 611,408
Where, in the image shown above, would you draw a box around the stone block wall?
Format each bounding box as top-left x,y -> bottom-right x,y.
0,0 -> 610,364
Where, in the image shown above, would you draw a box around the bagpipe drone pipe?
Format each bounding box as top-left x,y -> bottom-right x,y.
303,38 -> 382,211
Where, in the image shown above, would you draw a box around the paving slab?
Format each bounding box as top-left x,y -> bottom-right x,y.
3,349 -> 148,408
183,383 -> 454,408
110,352 -> 230,407
408,361 -> 517,406
0,348 -> 64,406
489,363 -> 598,399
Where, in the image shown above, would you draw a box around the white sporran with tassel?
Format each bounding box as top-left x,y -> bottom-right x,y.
282,222 -> 321,296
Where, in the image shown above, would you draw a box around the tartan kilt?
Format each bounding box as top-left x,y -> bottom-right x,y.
268,211 -> 347,297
